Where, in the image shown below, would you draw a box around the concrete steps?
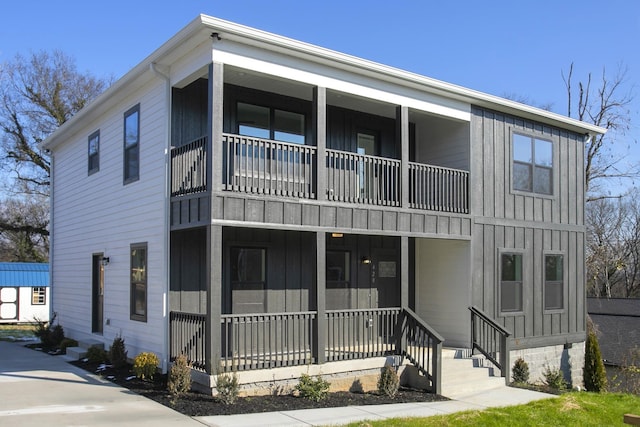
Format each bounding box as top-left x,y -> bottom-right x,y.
440,348 -> 506,398
65,339 -> 104,360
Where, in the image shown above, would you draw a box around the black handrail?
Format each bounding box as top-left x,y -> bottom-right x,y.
400,307 -> 443,394
469,306 -> 511,376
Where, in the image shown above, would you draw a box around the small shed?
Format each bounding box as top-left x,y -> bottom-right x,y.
0,262 -> 50,323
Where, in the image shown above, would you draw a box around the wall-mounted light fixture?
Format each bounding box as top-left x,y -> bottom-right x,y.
101,256 -> 110,266
361,256 -> 372,265
331,233 -> 344,238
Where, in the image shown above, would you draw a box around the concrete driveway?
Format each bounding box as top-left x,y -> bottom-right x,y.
0,340 -> 201,427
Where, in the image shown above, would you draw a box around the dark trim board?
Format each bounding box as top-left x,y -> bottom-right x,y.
508,331 -> 587,350
208,193 -> 471,237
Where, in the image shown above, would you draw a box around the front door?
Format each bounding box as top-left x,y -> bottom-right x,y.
92,254 -> 104,334
371,248 -> 399,308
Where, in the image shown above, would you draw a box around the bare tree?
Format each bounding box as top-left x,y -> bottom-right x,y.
0,50 -> 110,261
562,62 -> 637,201
586,191 -> 640,298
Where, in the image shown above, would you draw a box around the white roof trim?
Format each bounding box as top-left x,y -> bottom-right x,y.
43,14 -> 605,150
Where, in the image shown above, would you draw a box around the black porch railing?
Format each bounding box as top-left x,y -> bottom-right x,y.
169,311 -> 206,371
469,306 -> 511,376
169,307 -> 443,394
170,134 -> 469,215
170,136 -> 207,197
220,311 -> 316,370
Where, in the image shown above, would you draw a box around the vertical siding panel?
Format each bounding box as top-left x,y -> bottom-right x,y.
472,225 -> 485,308
494,113 -> 505,219
483,225 -> 495,314
575,133 -> 585,226
483,111 -> 495,218
470,108 -> 485,216
567,231 -> 577,334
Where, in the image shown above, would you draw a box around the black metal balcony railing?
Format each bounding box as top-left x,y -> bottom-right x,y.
170,134 -> 469,214
170,136 -> 207,197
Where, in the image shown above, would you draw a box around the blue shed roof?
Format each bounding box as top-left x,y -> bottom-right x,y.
0,263 -> 49,287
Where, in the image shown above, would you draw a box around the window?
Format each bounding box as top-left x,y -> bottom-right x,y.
500,253 -> 523,313
130,243 -> 147,321
237,102 -> 305,144
88,130 -> 100,175
230,247 -> 266,314
544,254 -> 564,310
123,104 -> 140,184
32,287 -> 46,305
513,133 -> 553,195
326,250 -> 350,287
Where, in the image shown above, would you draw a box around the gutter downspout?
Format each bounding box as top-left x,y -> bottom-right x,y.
48,153 -> 54,323
150,62 -> 171,373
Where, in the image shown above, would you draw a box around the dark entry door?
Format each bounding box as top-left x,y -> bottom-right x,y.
92,254 -> 104,334
371,248 -> 399,308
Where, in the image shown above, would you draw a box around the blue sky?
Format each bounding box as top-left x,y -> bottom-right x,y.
1,0 -> 639,185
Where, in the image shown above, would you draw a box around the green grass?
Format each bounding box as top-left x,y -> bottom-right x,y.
0,324 -> 37,341
344,392 -> 640,427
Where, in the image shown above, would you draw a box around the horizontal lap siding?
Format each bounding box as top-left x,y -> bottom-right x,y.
52,77 -> 168,359
470,107 -> 586,344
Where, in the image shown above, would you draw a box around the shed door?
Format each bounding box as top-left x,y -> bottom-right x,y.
0,287 -> 18,320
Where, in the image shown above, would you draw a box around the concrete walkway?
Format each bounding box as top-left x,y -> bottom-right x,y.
0,340 -> 553,427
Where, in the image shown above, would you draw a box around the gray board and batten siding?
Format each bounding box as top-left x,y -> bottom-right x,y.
470,107 -> 587,349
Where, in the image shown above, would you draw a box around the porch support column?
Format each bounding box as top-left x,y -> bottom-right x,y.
400,235 -> 409,309
313,87 -> 327,201
396,105 -> 409,208
208,61 -> 224,193
315,231 -> 326,364
205,224 -> 222,374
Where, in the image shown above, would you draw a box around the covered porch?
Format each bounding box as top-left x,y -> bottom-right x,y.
169,228 -> 444,393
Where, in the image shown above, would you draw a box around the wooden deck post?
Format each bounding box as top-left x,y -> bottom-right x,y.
315,231 -> 326,364
397,105 -> 409,208
313,86 -> 326,201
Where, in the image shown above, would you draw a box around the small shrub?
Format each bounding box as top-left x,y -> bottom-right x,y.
584,327 -> 607,392
168,354 -> 192,396
109,336 -> 128,369
377,365 -> 400,398
133,352 -> 159,380
86,346 -> 107,363
216,371 -> 239,405
33,313 -> 64,349
543,365 -> 567,391
59,338 -> 78,354
512,357 -> 530,384
49,324 -> 65,348
296,373 -> 330,402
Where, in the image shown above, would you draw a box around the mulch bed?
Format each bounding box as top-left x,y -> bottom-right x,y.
69,358 -> 447,417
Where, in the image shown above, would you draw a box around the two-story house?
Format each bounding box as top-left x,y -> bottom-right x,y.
43,15 -> 605,394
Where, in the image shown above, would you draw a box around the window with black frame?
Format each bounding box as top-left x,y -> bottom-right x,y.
130,243 -> 147,322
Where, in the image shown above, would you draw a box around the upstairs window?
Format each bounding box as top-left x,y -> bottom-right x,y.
513,133 -> 553,195
88,130 -> 100,175
544,254 -> 564,311
500,253 -> 523,313
123,104 -> 140,184
237,102 -> 305,144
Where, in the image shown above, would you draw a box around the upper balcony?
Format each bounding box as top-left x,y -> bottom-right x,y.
170,66 -> 470,216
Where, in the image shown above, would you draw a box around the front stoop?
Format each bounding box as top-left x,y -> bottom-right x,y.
64,339 -> 104,361
441,348 -> 506,398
